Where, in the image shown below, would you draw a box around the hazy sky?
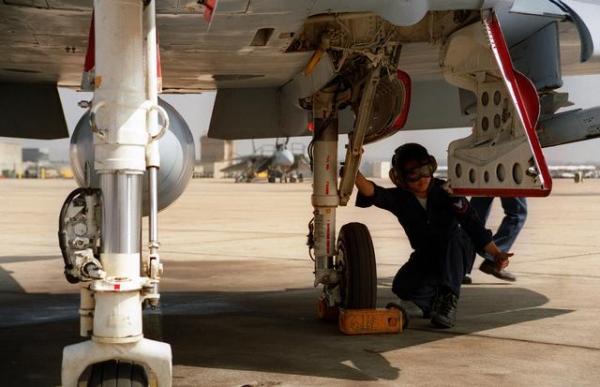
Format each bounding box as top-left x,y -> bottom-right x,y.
4,74 -> 600,165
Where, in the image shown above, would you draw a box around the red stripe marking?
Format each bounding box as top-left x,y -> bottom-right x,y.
453,188 -> 548,197
204,0 -> 216,22
326,222 -> 331,255
156,32 -> 163,92
83,13 -> 95,73
113,283 -> 121,291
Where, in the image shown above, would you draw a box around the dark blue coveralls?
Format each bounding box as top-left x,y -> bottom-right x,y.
356,178 -> 493,313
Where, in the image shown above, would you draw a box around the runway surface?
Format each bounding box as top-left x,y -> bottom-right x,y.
1,178 -> 599,386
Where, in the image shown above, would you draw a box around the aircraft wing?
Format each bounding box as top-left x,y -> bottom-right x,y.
254,156 -> 274,174
290,154 -> 311,174
220,155 -> 264,172
1,0 -> 600,142
0,82 -> 68,139
220,155 -> 272,174
204,0 -> 600,140
220,161 -> 251,174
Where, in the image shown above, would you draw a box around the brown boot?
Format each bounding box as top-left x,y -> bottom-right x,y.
479,260 -> 516,282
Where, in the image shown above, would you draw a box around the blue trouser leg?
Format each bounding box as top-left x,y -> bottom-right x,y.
469,196 -> 494,268
469,196 -> 527,262
494,197 -> 527,254
470,196 -> 494,224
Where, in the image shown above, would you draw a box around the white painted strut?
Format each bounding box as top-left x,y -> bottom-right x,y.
311,91 -> 339,288
62,0 -> 172,385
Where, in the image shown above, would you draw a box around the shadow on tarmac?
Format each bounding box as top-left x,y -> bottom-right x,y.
0,263 -> 572,386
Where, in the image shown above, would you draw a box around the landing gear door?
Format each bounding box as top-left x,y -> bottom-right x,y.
445,12 -> 552,197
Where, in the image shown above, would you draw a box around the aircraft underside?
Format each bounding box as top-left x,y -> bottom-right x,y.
2,0 -> 600,385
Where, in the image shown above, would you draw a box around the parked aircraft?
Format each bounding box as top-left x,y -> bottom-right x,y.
2,1 -> 600,385
221,139 -> 310,183
549,165 -> 598,182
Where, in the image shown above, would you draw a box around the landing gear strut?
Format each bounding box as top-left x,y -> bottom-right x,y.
61,1 -> 171,386
308,67 -> 382,311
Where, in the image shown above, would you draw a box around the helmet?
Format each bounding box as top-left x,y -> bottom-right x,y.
389,143 -> 437,187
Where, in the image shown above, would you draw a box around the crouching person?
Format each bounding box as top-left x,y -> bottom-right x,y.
355,143 -> 512,328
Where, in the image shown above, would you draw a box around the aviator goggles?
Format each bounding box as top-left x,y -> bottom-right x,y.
402,163 -> 434,183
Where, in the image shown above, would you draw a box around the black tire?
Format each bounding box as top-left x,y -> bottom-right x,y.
337,222 -> 377,309
87,360 -> 148,387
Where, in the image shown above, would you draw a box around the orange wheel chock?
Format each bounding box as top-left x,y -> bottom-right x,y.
338,308 -> 403,335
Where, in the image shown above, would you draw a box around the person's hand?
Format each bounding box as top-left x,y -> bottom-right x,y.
494,251 -> 513,270
442,181 -> 454,195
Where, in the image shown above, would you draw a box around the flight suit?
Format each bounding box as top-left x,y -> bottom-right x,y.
356,178 -> 493,313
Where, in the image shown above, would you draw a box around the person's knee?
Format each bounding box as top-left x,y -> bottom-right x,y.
505,205 -> 527,227
517,201 -> 528,219
392,278 -> 409,299
513,208 -> 527,228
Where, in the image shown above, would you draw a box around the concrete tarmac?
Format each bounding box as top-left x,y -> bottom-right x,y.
1,178 -> 600,386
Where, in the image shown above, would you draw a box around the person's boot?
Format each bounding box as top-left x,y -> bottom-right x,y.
479,260 -> 516,281
430,289 -> 457,328
386,300 -> 430,319
462,274 -> 472,284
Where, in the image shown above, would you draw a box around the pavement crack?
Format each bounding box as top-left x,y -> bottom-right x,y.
519,251 -> 600,263
410,327 -> 600,352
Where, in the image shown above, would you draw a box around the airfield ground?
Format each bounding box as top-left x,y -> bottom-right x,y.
1,178 -> 600,386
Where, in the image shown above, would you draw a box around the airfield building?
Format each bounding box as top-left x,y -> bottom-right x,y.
0,142 -> 23,177
195,136 -> 235,178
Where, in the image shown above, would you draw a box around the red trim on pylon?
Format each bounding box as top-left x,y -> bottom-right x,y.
391,70 -> 412,129
156,31 -> 163,92
469,12 -> 552,197
452,188 -> 550,197
83,14 -> 95,73
204,0 -> 216,22
80,13 -> 95,91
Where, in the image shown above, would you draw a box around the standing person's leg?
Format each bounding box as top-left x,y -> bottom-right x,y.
462,197 -> 494,283
469,196 -> 494,224
478,197 -> 526,281
495,197 -> 527,252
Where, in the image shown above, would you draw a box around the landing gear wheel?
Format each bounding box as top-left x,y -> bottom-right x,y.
87,360 -> 148,387
336,222 -> 377,309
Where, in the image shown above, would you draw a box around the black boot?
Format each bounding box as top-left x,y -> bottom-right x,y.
431,289 -> 458,328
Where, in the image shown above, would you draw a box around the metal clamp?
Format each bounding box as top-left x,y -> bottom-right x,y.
89,100 -> 107,139
142,100 -> 169,141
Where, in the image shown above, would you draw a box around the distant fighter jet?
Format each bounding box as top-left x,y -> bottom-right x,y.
548,165 -> 598,182
221,138 -> 310,183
